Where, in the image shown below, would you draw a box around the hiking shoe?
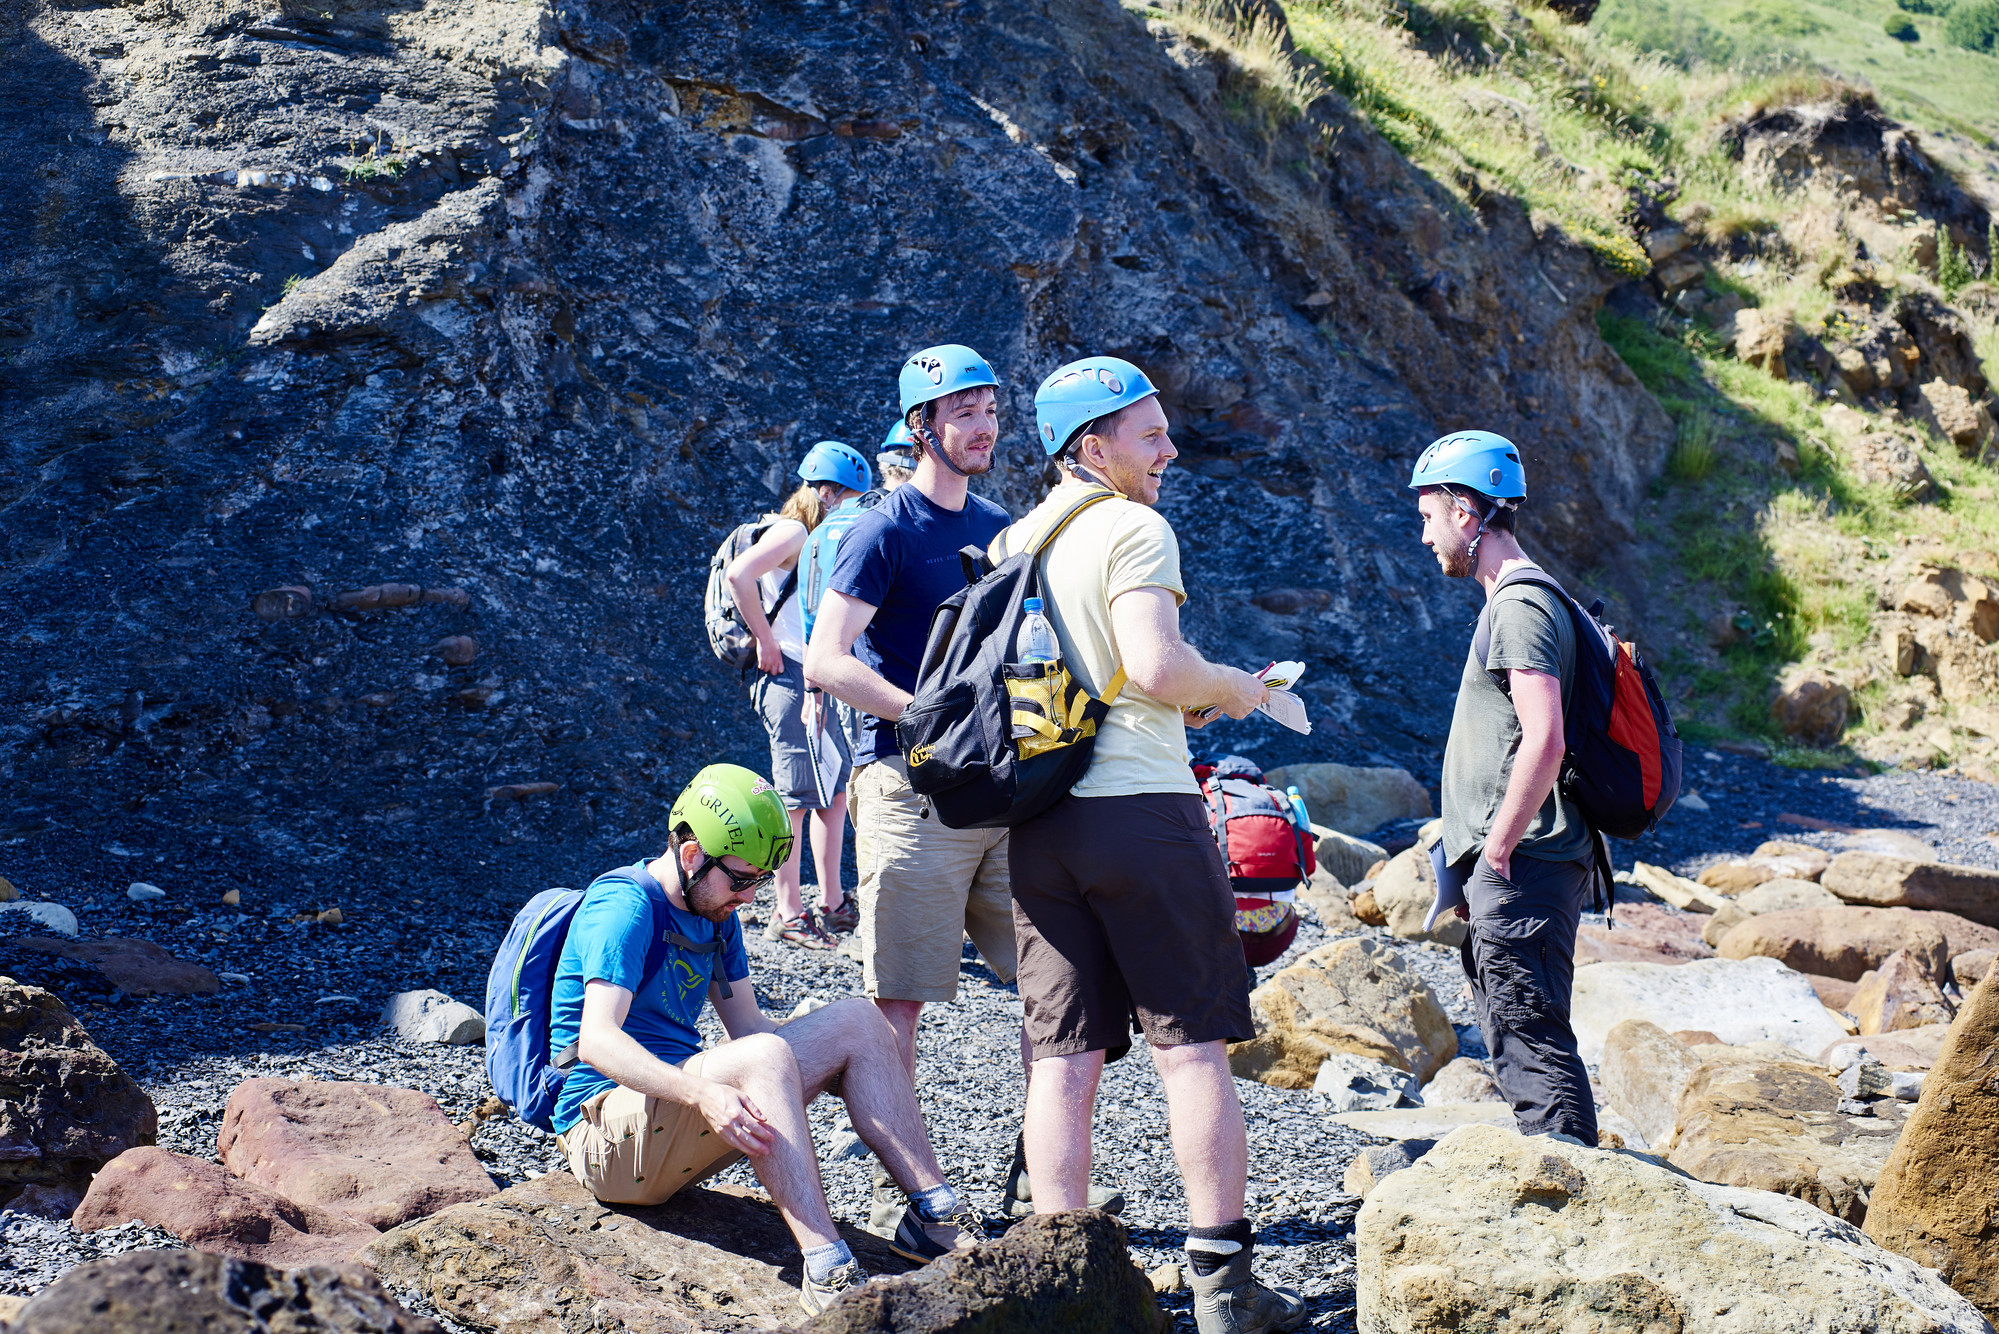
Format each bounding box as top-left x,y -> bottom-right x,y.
1001,1134 -> 1126,1217
766,913 -> 836,950
886,1202 -> 985,1264
866,1161 -> 902,1238
820,896 -> 859,934
799,1259 -> 868,1316
1186,1251 -> 1307,1334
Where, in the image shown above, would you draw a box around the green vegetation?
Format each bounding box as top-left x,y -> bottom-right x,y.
344,155 -> 406,181
1147,0 -> 1999,765
1884,13 -> 1918,40
1945,0 -> 1999,53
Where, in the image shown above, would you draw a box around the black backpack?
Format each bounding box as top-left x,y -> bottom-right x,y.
896,486 -> 1127,830
1473,566 -> 1682,842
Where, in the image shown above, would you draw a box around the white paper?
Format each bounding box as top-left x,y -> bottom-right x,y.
1192,661 -> 1312,732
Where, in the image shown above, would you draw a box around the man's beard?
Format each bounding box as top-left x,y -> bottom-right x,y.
686,875 -> 744,922
942,439 -> 993,475
1435,532 -> 1475,579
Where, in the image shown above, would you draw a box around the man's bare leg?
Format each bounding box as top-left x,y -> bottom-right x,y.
1152,1039 -> 1247,1226
697,1031 -> 841,1252
1021,1049 -> 1105,1212
780,998 -> 947,1193
873,997 -> 923,1079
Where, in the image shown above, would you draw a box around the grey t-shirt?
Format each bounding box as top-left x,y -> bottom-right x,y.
1439,578 -> 1591,866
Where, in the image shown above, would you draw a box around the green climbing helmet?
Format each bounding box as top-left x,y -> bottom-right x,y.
669,764 -> 793,871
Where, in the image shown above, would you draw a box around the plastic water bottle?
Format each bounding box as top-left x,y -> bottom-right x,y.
1017,597 -> 1058,664
1287,785 -> 1311,831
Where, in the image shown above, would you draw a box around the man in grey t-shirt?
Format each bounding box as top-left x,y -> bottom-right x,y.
1411,430 -> 1598,1144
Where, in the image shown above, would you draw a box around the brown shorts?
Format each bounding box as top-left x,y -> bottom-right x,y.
554,1053 -> 745,1206
1009,791 -> 1254,1060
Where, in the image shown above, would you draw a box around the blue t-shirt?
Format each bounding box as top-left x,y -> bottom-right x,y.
547,862 -> 750,1134
827,483 -> 1009,764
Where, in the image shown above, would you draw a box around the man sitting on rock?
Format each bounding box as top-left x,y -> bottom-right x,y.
547,763 -> 981,1315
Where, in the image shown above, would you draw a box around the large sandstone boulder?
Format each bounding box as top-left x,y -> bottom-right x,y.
0,977 -> 156,1215
1226,1023 -> 1410,1089
1661,1056 -> 1907,1224
218,1079 -> 497,1230
1263,763 -> 1431,839
1574,901 -> 1709,965
1249,938 -> 1457,1083
1716,905 -> 1950,981
368,1173 -> 915,1332
1367,844 -> 1465,947
1310,826 -> 1388,889
1356,1124 -> 1991,1334
1736,877 -> 1841,914
1770,669 -> 1849,746
1420,1056 -> 1503,1106
72,1147 -> 378,1265
1866,968 -> 1999,1321
1698,840 -> 1832,893
9,1247 -> 437,1334
11,936 -> 219,995
1571,957 -> 1851,1065
1596,1019 -> 1705,1148
1820,1024 -> 1952,1071
1822,853 -> 1999,930
1852,950 -> 1956,1034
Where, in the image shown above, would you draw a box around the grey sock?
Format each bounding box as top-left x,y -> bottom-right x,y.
911,1182 -> 959,1221
803,1239 -> 855,1284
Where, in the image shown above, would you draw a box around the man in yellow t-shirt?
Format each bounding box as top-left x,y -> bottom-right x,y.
993,357 -> 1304,1334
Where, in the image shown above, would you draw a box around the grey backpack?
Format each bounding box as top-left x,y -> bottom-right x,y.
704,516 -> 793,670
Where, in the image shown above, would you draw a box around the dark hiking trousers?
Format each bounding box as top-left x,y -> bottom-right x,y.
1459,850 -> 1598,1144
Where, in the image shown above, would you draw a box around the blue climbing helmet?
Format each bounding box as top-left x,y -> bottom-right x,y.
1407,430 -> 1527,500
877,421 -> 916,472
1033,356 -> 1161,457
898,344 -> 999,416
797,440 -> 872,494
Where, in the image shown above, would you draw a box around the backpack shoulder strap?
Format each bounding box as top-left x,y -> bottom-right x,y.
634,863 -> 736,1000
1473,566 -> 1566,671
993,486 -> 1119,563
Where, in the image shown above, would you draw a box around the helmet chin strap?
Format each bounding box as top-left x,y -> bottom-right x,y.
914,416 -> 975,479
1455,493 -> 1517,565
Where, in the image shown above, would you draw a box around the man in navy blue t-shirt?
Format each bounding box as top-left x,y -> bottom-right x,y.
807,345 -> 1123,1225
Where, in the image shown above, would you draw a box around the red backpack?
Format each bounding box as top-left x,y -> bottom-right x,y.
1196,757 -> 1315,967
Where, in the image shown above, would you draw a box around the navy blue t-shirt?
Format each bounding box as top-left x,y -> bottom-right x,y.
827,483 -> 1010,764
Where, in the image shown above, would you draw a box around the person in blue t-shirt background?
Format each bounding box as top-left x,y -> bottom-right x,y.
548,764 -> 980,1315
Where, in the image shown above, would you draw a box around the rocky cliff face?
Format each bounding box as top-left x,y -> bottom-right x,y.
1,0 -> 1668,880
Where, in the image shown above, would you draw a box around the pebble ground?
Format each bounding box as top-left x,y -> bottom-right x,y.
2,753 -> 1995,1330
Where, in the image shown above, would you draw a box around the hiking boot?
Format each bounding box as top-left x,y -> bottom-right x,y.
765,913 -> 836,950
885,1201 -> 986,1264
866,1161 -> 902,1238
820,895 -> 859,934
1186,1251 -> 1307,1334
798,1259 -> 868,1316
1001,1133 -> 1126,1218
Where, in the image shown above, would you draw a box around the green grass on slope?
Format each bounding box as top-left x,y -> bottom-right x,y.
1594,0 -> 1999,146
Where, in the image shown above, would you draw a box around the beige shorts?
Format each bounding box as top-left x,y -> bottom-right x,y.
555,1053 -> 744,1206
851,756 -> 1016,1003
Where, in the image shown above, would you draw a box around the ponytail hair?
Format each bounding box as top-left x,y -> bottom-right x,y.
780,483 -> 826,531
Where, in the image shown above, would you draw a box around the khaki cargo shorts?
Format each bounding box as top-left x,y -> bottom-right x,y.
555,1053 -> 744,1206
850,756 -> 1016,1003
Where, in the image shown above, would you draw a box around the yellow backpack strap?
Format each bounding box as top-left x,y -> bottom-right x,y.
1099,667 -> 1127,705
1028,486 -> 1118,556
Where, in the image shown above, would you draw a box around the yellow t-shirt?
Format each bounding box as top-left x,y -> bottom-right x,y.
992,480 -> 1199,800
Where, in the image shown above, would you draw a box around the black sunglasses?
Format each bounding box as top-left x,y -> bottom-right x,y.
699,855 -> 773,898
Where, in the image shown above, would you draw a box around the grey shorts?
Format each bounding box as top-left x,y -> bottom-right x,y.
749,657 -> 849,812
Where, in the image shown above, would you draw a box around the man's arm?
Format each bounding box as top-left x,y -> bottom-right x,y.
1109,586 -> 1267,719
711,977 -> 778,1040
803,590 -> 912,719
576,980 -> 775,1153
1482,668 -> 1565,881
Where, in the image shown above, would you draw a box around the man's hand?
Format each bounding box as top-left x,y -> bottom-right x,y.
1211,665 -> 1270,720
1484,846 -> 1513,883
695,1078 -> 776,1155
1182,707 -> 1212,730
800,688 -> 822,732
754,631 -> 783,677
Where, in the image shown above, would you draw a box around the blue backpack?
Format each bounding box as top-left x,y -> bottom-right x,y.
484,864 -> 735,1132
800,490 -> 884,642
